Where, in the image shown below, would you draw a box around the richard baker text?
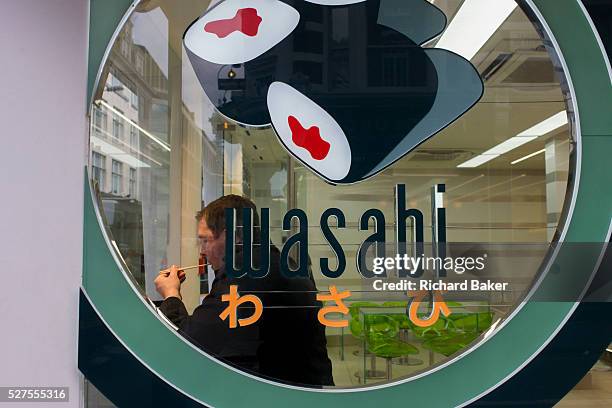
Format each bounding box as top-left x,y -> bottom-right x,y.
373,279 -> 509,292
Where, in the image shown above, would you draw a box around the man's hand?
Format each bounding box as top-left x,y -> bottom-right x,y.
155,265 -> 183,300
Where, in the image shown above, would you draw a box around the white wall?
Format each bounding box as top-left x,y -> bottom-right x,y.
0,1 -> 88,407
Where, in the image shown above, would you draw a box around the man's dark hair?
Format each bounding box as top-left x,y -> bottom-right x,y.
196,195 -> 260,237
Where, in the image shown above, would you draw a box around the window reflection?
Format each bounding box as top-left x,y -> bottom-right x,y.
89,0 -> 573,388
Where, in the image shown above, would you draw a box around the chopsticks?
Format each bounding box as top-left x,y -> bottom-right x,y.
175,263 -> 208,271
158,264 -> 208,281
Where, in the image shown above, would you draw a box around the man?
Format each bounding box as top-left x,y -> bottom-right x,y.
155,195 -> 334,387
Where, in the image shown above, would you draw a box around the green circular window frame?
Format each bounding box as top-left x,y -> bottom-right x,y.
82,1 -> 612,406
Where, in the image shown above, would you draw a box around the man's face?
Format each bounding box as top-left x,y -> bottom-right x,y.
198,218 -> 225,271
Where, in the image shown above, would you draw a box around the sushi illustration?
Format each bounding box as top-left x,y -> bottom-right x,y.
184,0 -> 484,184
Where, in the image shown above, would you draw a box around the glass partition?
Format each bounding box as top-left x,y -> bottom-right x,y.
88,0 -> 574,388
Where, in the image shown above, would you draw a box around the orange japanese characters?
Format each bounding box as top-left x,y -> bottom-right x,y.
316,286 -> 351,328
219,285 -> 263,329
408,290 -> 452,328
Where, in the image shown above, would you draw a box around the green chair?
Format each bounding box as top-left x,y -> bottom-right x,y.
382,301 -> 423,366
407,301 -> 493,362
448,311 -> 493,332
364,315 -> 419,380
369,340 -> 419,379
348,302 -> 380,346
418,310 -> 494,358
411,315 -> 450,339
382,301 -> 411,329
348,302 -> 387,379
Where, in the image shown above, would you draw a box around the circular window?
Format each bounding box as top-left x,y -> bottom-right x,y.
89,0 -> 575,389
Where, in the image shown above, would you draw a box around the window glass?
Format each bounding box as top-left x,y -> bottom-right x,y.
91,151 -> 106,189
93,108 -> 107,134
129,126 -> 138,149
89,0 -> 574,389
112,119 -> 123,140
129,167 -> 137,197
111,160 -> 123,195
130,91 -> 139,110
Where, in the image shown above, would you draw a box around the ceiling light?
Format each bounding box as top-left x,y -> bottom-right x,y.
511,148 -> 546,165
457,154 -> 500,168
483,136 -> 538,155
457,111 -> 568,168
435,0 -> 517,60
517,111 -> 568,137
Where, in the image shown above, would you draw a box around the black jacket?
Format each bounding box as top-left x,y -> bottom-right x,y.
159,246 -> 334,387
